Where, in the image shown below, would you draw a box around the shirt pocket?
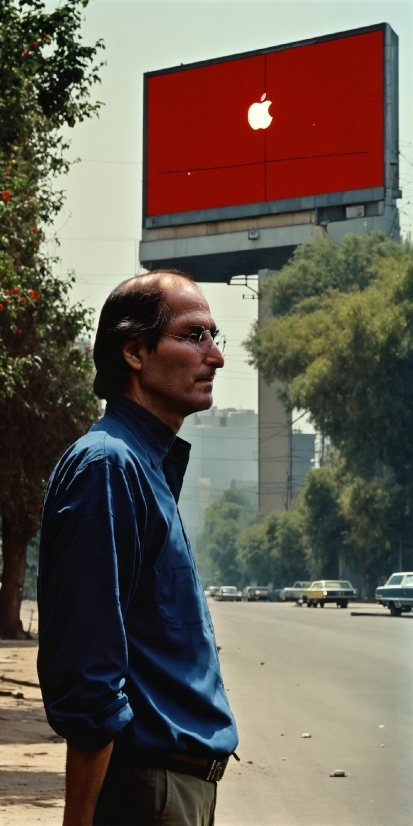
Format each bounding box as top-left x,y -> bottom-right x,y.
155,565 -> 203,625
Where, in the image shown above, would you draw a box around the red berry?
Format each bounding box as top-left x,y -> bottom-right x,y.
33,41 -> 40,47
1,190 -> 12,201
22,49 -> 29,56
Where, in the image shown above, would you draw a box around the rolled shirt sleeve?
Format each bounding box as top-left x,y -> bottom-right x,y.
37,455 -> 140,751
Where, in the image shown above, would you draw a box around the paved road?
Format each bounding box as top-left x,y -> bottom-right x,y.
210,601 -> 413,826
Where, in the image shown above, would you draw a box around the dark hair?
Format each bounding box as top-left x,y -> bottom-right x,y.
93,269 -> 194,400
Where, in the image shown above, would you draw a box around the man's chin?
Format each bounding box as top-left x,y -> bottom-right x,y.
185,390 -> 214,416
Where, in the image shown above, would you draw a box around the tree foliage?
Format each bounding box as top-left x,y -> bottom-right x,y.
244,233 -> 413,579
236,519 -> 274,586
302,465 -> 348,578
0,0 -> 104,637
237,508 -> 309,587
198,489 -> 255,585
200,488 -> 309,588
273,507 -> 308,583
339,468 -> 408,576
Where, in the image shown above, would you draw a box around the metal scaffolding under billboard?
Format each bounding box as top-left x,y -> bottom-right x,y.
139,22 -> 400,515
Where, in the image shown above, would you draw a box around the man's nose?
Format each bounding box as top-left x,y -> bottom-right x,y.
204,341 -> 225,367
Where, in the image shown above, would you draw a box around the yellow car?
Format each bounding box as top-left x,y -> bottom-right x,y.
303,580 -> 358,609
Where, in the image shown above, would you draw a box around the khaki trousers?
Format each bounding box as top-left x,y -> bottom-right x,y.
93,760 -> 217,826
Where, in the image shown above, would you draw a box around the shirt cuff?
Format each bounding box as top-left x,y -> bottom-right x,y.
49,695 -> 134,752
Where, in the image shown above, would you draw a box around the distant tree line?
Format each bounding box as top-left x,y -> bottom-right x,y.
198,478 -> 340,590
200,233 -> 413,594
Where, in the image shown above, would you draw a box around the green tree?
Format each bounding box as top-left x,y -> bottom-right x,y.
0,0 -> 104,638
237,506 -> 309,587
199,489 -> 255,584
237,518 -> 274,586
303,465 -> 349,578
340,469 -> 410,579
273,506 -> 309,584
244,233 -> 413,576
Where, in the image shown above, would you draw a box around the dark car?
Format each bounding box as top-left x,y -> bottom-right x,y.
242,586 -> 270,602
375,571 -> 413,616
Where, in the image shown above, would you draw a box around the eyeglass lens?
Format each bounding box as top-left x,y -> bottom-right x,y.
198,330 -> 225,353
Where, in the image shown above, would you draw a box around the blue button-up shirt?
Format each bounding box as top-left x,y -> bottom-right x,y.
37,397 -> 238,755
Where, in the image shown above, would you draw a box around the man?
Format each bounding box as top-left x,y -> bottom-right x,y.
37,270 -> 238,826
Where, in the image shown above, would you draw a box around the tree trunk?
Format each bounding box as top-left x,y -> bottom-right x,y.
0,514 -> 32,639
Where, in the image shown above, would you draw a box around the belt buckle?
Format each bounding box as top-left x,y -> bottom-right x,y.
206,758 -> 227,782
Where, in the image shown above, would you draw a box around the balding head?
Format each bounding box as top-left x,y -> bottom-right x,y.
93,268 -> 199,400
121,269 -> 193,294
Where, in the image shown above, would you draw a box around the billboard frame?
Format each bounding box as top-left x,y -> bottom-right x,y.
142,22 -> 399,230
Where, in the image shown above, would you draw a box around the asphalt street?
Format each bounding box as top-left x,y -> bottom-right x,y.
210,600 -> 413,826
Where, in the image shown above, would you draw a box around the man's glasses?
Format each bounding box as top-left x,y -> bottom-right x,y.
163,327 -> 226,353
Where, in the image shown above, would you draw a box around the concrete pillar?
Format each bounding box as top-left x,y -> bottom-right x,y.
258,269 -> 291,515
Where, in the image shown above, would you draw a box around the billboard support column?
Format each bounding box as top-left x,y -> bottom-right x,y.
258,269 -> 292,516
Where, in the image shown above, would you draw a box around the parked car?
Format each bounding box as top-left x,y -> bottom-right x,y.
375,571 -> 413,616
242,586 -> 270,602
204,585 -> 220,598
279,581 -> 310,602
214,586 -> 240,602
302,580 -> 358,608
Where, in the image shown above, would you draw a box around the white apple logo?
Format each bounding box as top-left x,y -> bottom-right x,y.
248,93 -> 273,131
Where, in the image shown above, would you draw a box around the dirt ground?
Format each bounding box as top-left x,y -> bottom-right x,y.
0,601 -> 65,825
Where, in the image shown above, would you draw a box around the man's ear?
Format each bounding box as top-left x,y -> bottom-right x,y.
122,339 -> 142,372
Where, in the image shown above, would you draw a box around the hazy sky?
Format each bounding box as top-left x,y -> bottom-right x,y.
52,0 -> 413,414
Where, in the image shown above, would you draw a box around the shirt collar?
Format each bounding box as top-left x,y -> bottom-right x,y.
105,396 -> 189,468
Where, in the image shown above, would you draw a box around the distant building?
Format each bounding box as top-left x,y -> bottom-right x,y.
179,408 -> 258,566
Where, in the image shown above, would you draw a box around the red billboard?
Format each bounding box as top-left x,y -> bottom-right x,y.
144,25 -> 392,227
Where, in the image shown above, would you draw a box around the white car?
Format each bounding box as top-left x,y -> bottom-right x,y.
214,586 -> 240,602
204,585 -> 220,598
279,581 -> 310,601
